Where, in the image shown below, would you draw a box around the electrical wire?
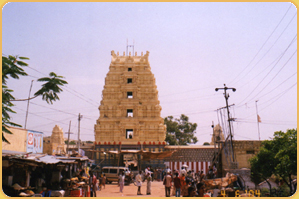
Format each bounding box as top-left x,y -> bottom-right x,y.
254,72 -> 296,100
30,102 -> 78,116
229,4 -> 293,85
258,82 -> 297,112
159,84 -> 220,98
236,81 -> 297,120
237,34 -> 297,105
234,12 -> 297,87
244,49 -> 297,104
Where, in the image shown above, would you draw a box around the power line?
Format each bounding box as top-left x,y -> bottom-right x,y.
161,93 -> 221,104
30,102 -> 78,116
256,72 -> 296,100
237,34 -> 297,105
244,48 -> 297,104
13,106 -> 72,127
26,65 -> 100,107
237,82 -> 297,120
162,109 -> 215,118
64,85 -> 99,105
229,4 -> 293,85
159,85 -> 219,98
237,12 -> 297,88
258,82 -> 297,112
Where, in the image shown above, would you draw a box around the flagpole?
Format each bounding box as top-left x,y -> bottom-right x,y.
255,100 -> 261,141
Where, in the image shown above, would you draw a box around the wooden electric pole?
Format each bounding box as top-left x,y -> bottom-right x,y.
215,84 -> 236,162
24,80 -> 34,129
78,113 -> 83,156
65,121 -> 73,156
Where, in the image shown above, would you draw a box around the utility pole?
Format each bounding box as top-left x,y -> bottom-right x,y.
65,121 -> 73,156
215,84 -> 236,162
24,80 -> 34,129
255,100 -> 261,141
211,121 -> 216,164
78,113 -> 83,156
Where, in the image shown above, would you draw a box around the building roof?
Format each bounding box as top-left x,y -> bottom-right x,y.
2,150 -> 88,165
165,145 -> 218,149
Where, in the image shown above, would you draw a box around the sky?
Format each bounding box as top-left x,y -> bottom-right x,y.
2,2 -> 297,144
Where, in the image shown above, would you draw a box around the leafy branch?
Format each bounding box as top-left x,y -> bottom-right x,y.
2,55 -> 68,143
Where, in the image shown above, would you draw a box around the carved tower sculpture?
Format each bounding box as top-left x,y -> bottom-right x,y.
94,51 -> 166,145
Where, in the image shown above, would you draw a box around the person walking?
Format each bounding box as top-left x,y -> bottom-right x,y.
135,170 -> 142,195
163,171 -> 172,197
118,172 -> 125,193
146,172 -> 152,195
173,173 -> 181,197
88,171 -> 97,197
101,174 -> 106,189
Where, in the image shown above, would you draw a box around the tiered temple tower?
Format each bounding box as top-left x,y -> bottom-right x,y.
94,50 -> 166,168
43,125 -> 66,155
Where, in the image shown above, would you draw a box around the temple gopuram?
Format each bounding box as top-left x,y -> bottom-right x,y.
94,50 -> 167,169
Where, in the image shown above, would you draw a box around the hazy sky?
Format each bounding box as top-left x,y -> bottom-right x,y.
2,2 -> 297,144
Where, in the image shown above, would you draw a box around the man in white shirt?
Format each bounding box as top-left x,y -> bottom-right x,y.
135,171 -> 142,195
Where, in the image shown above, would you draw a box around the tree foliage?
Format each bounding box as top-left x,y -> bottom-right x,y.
65,140 -> 76,145
2,55 -> 68,143
164,114 -> 198,145
249,129 -> 297,196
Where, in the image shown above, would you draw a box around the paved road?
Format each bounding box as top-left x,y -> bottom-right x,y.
95,181 -> 170,197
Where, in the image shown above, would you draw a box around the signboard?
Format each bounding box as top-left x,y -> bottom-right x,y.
26,130 -> 43,153
123,154 -> 137,161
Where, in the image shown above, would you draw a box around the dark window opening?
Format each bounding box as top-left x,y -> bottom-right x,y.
128,68 -> 132,71
110,169 -> 117,173
127,78 -> 132,83
127,92 -> 133,99
127,109 -> 133,117
246,150 -> 255,154
126,129 -> 133,139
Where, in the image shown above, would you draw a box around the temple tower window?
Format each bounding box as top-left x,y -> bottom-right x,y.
126,129 -> 133,139
127,92 -> 133,98
127,109 -> 133,117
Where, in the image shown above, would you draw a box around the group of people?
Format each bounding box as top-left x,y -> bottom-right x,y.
77,169 -> 106,197
163,169 -> 205,197
131,166 -> 212,197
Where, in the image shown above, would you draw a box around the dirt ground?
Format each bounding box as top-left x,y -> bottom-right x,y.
95,181 -> 172,197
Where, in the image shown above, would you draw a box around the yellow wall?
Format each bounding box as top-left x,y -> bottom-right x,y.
2,127 -> 27,152
221,140 -> 262,169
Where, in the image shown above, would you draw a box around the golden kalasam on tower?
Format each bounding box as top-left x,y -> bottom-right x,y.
94,51 -> 166,145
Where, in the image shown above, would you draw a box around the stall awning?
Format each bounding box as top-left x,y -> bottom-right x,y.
87,149 -> 175,160
2,150 -> 82,165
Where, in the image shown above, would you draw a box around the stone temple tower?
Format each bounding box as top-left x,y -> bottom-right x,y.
94,50 -> 166,168
94,51 -> 166,168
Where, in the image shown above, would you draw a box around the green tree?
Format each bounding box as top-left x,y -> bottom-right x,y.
203,142 -> 210,145
2,55 -> 68,143
249,129 -> 297,196
164,114 -> 198,145
249,145 -> 276,195
65,140 -> 76,145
